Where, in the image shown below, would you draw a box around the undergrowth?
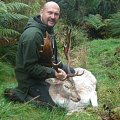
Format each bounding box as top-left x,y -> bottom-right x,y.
0,38 -> 120,120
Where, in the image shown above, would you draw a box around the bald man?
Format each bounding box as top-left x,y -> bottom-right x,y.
4,1 -> 75,107
40,1 -> 60,27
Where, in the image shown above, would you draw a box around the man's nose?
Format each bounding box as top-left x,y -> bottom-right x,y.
51,14 -> 55,19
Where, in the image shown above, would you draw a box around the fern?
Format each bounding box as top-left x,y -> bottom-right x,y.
0,26 -> 20,37
0,44 -> 17,65
108,12 -> 120,37
0,13 -> 28,23
0,1 -> 29,38
84,14 -> 105,30
0,1 -> 7,13
6,2 -> 31,12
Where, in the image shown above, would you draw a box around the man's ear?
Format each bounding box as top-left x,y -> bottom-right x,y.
40,9 -> 43,16
45,78 -> 62,85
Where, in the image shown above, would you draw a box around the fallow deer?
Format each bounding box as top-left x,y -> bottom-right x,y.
45,29 -> 98,115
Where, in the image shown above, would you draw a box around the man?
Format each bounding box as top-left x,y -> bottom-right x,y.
4,1 -> 75,106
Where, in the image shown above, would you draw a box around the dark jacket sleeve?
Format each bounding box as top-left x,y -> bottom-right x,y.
21,30 -> 55,80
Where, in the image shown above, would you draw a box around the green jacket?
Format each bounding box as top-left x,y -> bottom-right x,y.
15,15 -> 59,95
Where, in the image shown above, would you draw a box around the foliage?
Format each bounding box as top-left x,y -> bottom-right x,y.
0,1 -> 31,66
107,12 -> 120,38
96,0 -> 120,18
57,0 -> 120,39
55,23 -> 88,48
58,0 -> 120,25
84,14 -> 104,30
0,44 -> 17,65
28,1 -> 41,16
0,1 -> 30,38
83,14 -> 108,39
58,0 -> 101,25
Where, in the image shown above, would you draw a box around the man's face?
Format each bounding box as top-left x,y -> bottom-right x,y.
40,5 -> 60,27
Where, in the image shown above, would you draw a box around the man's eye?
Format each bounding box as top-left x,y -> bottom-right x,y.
48,11 -> 52,15
55,13 -> 59,16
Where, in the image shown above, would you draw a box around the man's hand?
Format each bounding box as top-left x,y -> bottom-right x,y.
55,68 -> 67,80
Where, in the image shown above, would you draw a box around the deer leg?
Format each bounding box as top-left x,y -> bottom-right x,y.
90,91 -> 98,108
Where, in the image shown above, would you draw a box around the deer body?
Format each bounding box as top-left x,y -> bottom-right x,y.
66,67 -> 98,114
46,67 -> 98,115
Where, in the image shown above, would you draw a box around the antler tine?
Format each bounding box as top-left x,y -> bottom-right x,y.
45,31 -> 49,38
63,27 -> 72,75
64,28 -> 71,61
52,61 -> 61,73
67,70 -> 84,77
61,70 -> 84,81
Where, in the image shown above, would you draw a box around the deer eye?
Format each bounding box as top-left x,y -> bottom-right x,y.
64,85 -> 70,89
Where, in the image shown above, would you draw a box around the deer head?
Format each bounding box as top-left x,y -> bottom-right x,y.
45,77 -> 80,102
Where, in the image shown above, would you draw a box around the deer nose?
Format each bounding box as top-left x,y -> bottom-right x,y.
77,97 -> 81,101
74,96 -> 81,102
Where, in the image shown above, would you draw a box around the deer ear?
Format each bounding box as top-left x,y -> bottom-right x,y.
45,78 -> 62,85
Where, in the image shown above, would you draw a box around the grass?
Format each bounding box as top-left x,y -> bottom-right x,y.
0,38 -> 120,120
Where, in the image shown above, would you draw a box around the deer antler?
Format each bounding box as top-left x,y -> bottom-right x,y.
52,61 -> 61,73
67,71 -> 84,78
64,28 -> 71,61
63,27 -> 84,80
39,32 -> 53,57
39,32 -> 61,69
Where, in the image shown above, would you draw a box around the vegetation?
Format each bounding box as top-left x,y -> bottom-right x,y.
0,1 -> 31,66
0,1 -> 30,38
57,0 -> 120,39
0,0 -> 120,120
108,12 -> 120,37
0,38 -> 120,120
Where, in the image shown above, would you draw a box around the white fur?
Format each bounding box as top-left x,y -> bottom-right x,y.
47,67 -> 98,115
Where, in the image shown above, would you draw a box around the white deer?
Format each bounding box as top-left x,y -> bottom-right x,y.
46,29 -> 98,115
45,67 -> 98,115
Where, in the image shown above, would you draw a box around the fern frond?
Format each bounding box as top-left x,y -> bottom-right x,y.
0,13 -> 28,23
0,1 -> 7,13
6,2 -> 31,12
108,12 -> 120,37
84,14 -> 105,30
0,27 -> 20,37
0,1 -> 29,38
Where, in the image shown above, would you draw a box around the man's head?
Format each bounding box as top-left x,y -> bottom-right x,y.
40,1 -> 60,27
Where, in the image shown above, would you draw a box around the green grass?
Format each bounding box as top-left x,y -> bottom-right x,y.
0,38 -> 120,120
